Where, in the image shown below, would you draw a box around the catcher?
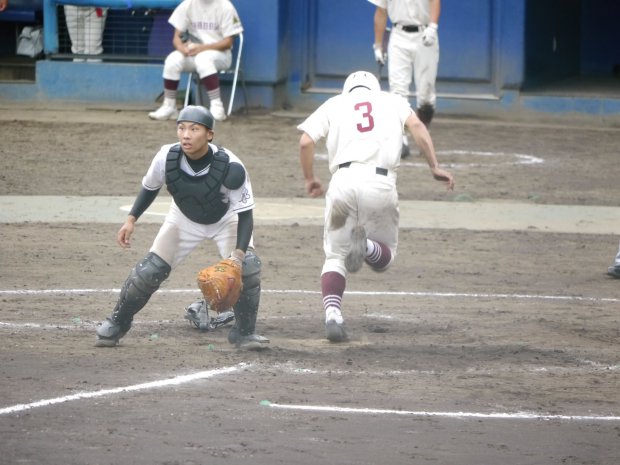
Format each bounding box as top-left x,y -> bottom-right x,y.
95,105 -> 269,350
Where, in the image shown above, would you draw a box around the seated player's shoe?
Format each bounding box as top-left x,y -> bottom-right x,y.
607,265 -> 620,278
345,226 -> 367,273
94,318 -> 127,347
325,320 -> 348,342
236,333 -> 270,351
210,100 -> 227,122
148,103 -> 179,121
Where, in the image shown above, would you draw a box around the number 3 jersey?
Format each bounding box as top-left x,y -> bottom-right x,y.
297,89 -> 414,174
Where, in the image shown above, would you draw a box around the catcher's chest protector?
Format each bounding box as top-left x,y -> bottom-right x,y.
165,144 -> 230,224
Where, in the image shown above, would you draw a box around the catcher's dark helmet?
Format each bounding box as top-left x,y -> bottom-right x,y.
177,105 -> 215,129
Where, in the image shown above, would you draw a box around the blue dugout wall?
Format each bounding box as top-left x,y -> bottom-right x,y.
1,0 -> 618,120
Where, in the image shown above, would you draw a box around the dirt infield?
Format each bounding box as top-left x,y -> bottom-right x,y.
0,103 -> 619,465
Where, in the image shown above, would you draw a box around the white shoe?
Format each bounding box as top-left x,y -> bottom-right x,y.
210,100 -> 227,121
325,321 -> 348,342
325,307 -> 347,342
148,103 -> 178,121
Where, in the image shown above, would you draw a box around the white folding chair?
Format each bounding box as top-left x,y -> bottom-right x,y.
183,32 -> 248,115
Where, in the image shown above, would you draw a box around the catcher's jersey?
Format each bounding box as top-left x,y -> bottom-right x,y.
368,0 -> 431,26
142,142 -> 255,216
297,89 -> 413,173
168,0 -> 243,44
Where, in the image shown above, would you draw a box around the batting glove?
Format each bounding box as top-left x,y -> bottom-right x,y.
422,23 -> 438,47
373,43 -> 386,65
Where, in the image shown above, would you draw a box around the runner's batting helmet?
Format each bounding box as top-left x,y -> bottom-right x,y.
342,70 -> 380,94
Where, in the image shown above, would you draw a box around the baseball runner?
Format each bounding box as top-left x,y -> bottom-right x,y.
95,105 -> 269,351
148,0 -> 243,122
297,71 -> 454,342
63,6 -> 108,62
369,0 -> 441,158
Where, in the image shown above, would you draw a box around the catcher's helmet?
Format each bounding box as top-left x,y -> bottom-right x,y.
342,70 -> 380,94
177,105 -> 215,129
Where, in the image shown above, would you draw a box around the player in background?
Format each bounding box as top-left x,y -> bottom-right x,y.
369,0 -> 441,158
148,0 -> 243,122
297,70 -> 454,342
63,5 -> 108,62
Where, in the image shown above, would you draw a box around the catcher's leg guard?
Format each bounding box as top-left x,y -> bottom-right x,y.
416,104 -> 435,128
95,252 -> 171,347
228,250 -> 269,350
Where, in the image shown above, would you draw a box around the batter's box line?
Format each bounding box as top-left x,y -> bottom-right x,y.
0,288 -> 618,303
0,363 -> 250,416
261,402 -> 620,423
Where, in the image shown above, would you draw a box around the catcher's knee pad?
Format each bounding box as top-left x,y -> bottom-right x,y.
111,252 -> 171,324
241,249 -> 261,290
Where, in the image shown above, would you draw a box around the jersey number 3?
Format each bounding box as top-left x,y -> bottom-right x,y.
354,102 -> 374,133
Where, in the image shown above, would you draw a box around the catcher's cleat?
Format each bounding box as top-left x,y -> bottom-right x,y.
236,333 -> 270,351
95,335 -> 120,347
184,299 -> 235,331
94,318 -> 126,347
345,226 -> 367,273
607,265 -> 620,278
325,321 -> 348,343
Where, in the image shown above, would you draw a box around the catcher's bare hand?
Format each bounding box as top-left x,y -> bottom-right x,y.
117,217 -> 136,248
431,167 -> 455,191
229,248 -> 245,265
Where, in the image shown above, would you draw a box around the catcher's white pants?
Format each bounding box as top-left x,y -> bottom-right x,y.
615,241 -> 620,266
64,6 -> 107,56
388,27 -> 439,107
162,49 -> 232,80
322,163 -> 399,277
149,202 -> 254,269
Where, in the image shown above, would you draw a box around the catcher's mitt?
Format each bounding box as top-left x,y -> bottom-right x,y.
197,258 -> 242,312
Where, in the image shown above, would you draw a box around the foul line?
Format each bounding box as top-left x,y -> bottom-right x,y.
264,402 -> 620,422
0,288 -> 618,303
0,364 -> 246,416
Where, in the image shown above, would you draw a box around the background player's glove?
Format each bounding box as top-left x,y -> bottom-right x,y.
197,258 -> 242,312
373,43 -> 386,65
422,23 -> 438,47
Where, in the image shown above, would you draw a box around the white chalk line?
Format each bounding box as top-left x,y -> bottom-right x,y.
0,364 -> 247,416
1,360 -> 617,424
1,288 -> 617,303
315,150 -> 544,167
264,402 -> 620,422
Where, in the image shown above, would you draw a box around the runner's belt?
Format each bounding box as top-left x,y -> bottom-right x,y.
339,162 -> 388,176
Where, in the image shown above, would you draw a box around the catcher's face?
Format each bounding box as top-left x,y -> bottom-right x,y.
177,122 -> 214,159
